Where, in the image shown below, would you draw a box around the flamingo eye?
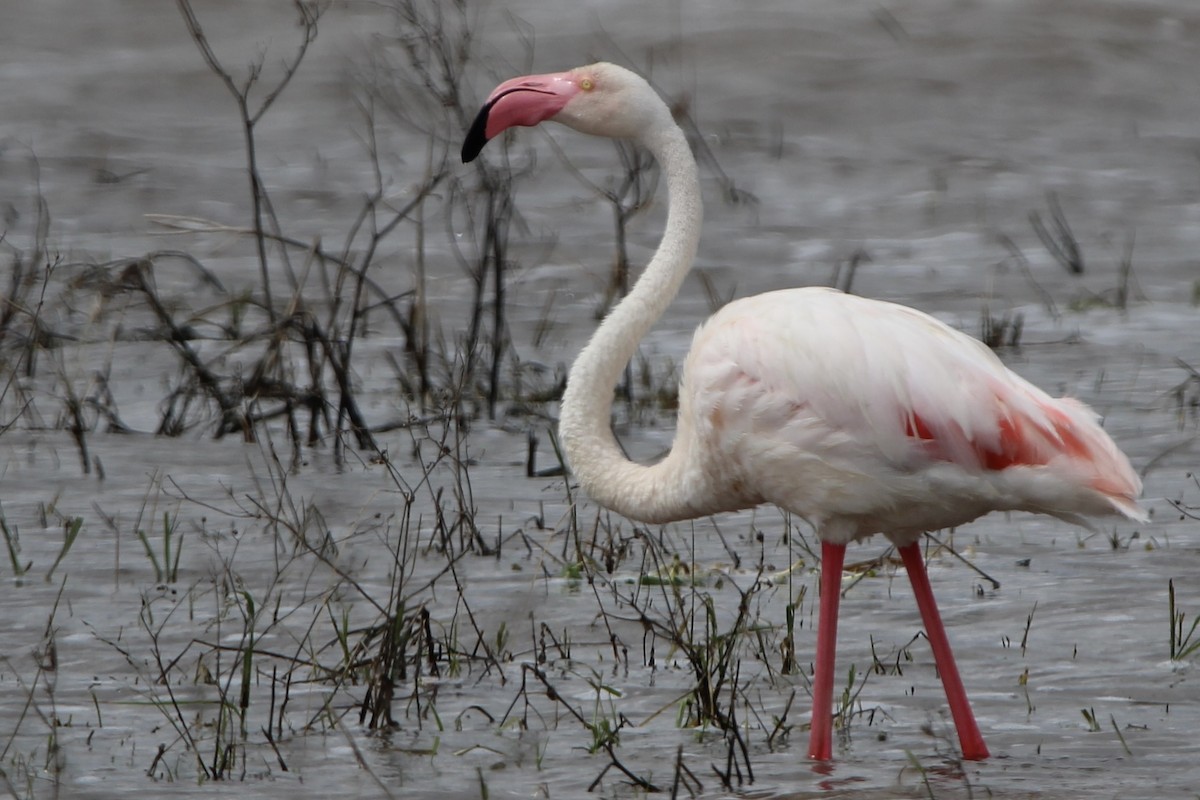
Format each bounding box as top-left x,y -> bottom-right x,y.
579,77 -> 594,91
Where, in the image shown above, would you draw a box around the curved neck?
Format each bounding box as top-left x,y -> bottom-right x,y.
558,121 -> 707,524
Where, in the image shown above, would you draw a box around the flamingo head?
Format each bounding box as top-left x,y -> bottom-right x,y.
462,62 -> 667,162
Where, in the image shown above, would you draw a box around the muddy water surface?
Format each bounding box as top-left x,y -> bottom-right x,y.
2,1 -> 1199,798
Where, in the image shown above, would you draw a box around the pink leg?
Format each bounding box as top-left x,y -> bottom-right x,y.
807,540 -> 846,761
898,542 -> 990,760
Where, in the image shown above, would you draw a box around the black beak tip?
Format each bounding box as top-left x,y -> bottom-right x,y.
461,104 -> 491,163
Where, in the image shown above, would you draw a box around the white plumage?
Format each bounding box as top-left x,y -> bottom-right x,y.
675,286 -> 1143,541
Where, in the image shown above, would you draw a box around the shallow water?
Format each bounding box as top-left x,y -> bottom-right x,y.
2,1 -> 1199,798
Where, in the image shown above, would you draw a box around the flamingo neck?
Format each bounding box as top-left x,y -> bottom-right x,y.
558,120 -> 708,524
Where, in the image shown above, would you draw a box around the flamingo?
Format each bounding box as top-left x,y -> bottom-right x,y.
461,62 -> 1145,762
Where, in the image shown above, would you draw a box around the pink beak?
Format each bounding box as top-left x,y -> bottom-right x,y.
462,71 -> 581,162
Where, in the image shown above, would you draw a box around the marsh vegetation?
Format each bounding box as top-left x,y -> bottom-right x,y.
1,1 -> 1198,797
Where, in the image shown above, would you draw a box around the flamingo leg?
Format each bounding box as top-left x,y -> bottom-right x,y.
897,542 -> 990,760
807,540 -> 846,761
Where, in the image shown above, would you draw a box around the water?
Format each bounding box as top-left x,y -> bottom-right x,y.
1,1 -> 1198,797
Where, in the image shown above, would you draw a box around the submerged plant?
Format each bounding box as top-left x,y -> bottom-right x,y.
1168,579 -> 1200,661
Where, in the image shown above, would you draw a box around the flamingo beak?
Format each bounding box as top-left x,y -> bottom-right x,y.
461,71 -> 581,163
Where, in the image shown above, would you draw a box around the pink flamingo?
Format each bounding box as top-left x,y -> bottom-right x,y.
462,62 -> 1145,761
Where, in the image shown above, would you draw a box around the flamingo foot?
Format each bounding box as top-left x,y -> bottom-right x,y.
898,542 -> 990,760
807,540 -> 846,761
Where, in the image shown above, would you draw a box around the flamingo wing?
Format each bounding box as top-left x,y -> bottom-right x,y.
678,287 -> 1144,536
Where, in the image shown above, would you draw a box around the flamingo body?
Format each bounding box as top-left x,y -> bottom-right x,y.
674,286 -> 1142,541
462,62 -> 1144,763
